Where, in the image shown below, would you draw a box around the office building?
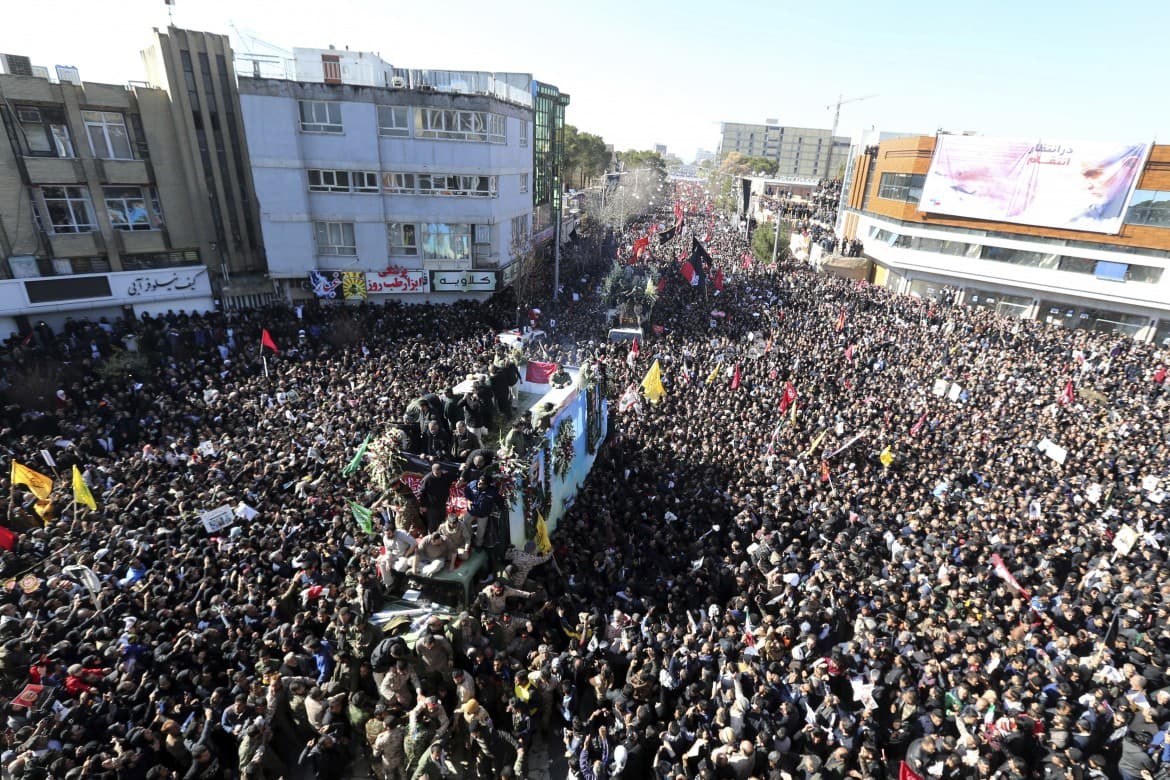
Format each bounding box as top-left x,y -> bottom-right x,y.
141,27 -> 272,310
235,47 -> 535,301
839,134 -> 1170,342
0,58 -> 216,337
530,81 -> 570,257
718,121 -> 850,179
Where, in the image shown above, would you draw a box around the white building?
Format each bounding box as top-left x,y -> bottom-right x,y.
236,48 -> 535,302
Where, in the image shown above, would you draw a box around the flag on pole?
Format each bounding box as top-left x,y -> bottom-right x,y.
680,261 -> 698,286
804,429 -> 828,457
779,381 -> 798,413
618,383 -> 641,414
845,343 -> 855,361
349,500 -> 375,535
641,360 -> 666,404
1057,380 -> 1075,406
743,613 -> 758,656
835,308 -> 847,333
879,447 -> 894,468
820,460 -> 831,483
342,434 -> 371,477
790,401 -> 798,426
534,511 -> 552,555
632,236 -> 650,262
909,411 -> 927,437
261,328 -> 279,353
629,338 -> 640,362
714,269 -> 725,291
730,363 -> 741,390
705,365 -> 721,385
990,553 -> 1030,597
11,461 -> 53,500
72,465 -> 96,511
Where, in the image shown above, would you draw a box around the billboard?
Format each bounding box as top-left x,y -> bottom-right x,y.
918,135 -> 1150,234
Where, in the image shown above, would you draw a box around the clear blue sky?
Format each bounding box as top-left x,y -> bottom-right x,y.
7,0 -> 1168,161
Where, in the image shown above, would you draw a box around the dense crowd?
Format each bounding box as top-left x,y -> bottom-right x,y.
0,180 -> 1167,780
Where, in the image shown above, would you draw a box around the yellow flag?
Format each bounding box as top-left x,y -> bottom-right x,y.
803,429 -> 828,457
641,360 -> 666,404
879,447 -> 894,468
33,499 -> 53,523
11,461 -> 53,501
645,276 -> 657,297
705,365 -> 721,384
535,511 -> 552,555
72,465 -> 97,511
790,402 -> 798,426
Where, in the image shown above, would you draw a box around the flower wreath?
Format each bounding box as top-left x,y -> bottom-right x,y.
553,418 -> 576,479
365,428 -> 407,490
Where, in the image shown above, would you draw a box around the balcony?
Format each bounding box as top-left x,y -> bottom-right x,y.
115,229 -> 168,255
98,159 -> 150,184
471,243 -> 497,269
23,157 -> 82,184
48,232 -> 101,258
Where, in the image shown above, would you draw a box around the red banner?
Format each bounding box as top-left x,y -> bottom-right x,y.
525,361 -> 558,384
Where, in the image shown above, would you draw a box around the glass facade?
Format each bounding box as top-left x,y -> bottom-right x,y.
532,82 -> 570,234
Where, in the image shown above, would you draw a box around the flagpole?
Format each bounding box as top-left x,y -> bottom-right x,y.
262,354 -> 269,378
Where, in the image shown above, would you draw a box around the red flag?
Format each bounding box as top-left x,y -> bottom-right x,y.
742,252 -> 753,270
673,201 -> 683,223
632,236 -> 650,261
260,329 -> 279,353
656,277 -> 666,294
1155,366 -> 1167,384
1057,380 -> 1075,406
680,261 -> 697,285
991,553 -> 1030,597
820,460 -> 830,483
630,338 -> 640,358
0,525 -> 15,551
910,411 -> 927,437
525,361 -> 558,384
845,343 -> 855,361
900,762 -> 925,780
779,381 -> 798,413
834,308 -> 846,333
730,364 -> 741,390
714,269 -> 724,292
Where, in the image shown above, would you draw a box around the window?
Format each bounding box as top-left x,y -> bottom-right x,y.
519,173 -> 529,193
388,222 -> 418,256
377,105 -> 410,137
416,174 -> 496,197
82,111 -> 133,159
314,221 -> 356,255
299,100 -> 343,133
104,186 -> 159,231
382,172 -> 415,193
421,223 -> 472,261
414,108 -> 506,143
519,120 -> 528,147
41,186 -> 94,233
876,173 -> 925,203
321,54 -> 341,85
16,106 -> 73,157
352,171 -> 379,193
308,169 -> 351,192
511,214 -> 529,244
474,225 -> 491,244
1125,190 -> 1170,228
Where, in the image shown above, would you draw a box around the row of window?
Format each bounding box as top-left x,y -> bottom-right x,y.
876,173 -> 926,203
869,225 -> 1164,284
298,100 -> 526,146
317,220 -> 493,260
38,186 -> 161,234
14,106 -> 136,160
308,169 -> 519,197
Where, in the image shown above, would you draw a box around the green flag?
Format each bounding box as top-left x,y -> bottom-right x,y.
342,434 -> 371,477
349,500 -> 375,535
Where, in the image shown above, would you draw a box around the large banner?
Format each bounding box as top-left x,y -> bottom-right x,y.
918,135 -> 1150,234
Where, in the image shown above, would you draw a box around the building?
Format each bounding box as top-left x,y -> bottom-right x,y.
234,47 -> 535,302
654,143 -> 667,155
694,148 -> 715,165
839,134 -> 1170,343
718,121 -> 849,179
0,58 -> 217,337
141,27 -> 272,309
530,81 -> 570,257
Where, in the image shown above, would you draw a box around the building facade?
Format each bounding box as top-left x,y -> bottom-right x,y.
141,27 -> 272,309
839,135 -> 1170,343
718,121 -> 850,179
0,65 -> 216,337
236,50 -> 535,302
531,81 -> 570,253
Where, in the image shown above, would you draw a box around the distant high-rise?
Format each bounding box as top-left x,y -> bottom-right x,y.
718,121 -> 849,179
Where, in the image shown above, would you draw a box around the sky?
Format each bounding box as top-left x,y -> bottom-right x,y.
6,0 -> 1169,162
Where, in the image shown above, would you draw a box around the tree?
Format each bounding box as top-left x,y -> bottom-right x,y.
707,152 -> 779,216
563,125 -> 610,189
508,226 -> 546,311
752,220 -> 790,264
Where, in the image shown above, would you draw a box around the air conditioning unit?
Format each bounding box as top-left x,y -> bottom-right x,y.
390,76 -> 405,88
0,54 -> 33,77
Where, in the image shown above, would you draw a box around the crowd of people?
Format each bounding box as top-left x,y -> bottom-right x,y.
0,179 -> 1167,780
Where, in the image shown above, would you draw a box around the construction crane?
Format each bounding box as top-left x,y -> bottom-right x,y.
823,93 -> 879,142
